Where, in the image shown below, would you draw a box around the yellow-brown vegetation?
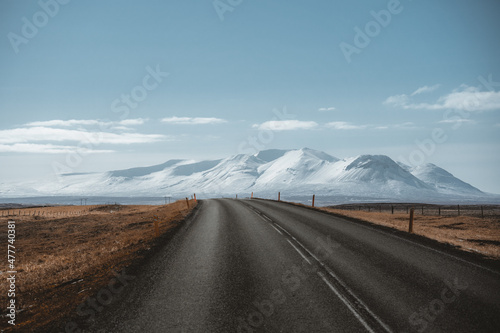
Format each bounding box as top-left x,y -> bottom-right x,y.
0,200 -> 197,332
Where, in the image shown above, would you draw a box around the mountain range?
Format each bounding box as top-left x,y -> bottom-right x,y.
1,148 -> 497,204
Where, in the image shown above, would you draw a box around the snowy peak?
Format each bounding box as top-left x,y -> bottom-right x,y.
410,163 -> 482,194
337,155 -> 430,188
297,147 -> 339,163
254,149 -> 290,162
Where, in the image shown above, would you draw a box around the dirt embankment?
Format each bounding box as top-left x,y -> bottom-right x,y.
315,204 -> 500,260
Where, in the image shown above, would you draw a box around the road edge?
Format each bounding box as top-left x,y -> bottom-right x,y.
250,198 -> 500,274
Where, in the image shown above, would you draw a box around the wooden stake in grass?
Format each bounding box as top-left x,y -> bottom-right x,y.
251,192 -> 253,199
312,195 -> 315,207
194,193 -> 197,202
409,208 -> 415,233
278,192 -> 281,202
185,198 -> 190,209
153,215 -> 160,238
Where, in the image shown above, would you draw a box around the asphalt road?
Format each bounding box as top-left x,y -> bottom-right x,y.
91,198 -> 500,332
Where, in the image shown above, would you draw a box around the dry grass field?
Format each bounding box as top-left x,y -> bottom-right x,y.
318,206 -> 500,260
0,199 -> 197,332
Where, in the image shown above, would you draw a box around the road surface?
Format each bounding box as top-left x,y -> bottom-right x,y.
91,198 -> 500,332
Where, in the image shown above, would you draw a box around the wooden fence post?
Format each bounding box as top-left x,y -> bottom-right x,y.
481,206 -> 484,218
186,198 -> 190,209
251,192 -> 253,199
409,208 -> 415,233
278,192 -> 280,201
458,205 -> 460,216
194,193 -> 197,202
391,206 -> 394,214
312,195 -> 315,207
153,215 -> 159,238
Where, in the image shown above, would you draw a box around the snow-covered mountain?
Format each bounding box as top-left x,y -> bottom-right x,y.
0,148 -> 495,203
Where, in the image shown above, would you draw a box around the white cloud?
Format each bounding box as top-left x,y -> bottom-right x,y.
252,120 -> 318,131
325,121 -> 367,130
375,122 -> 422,130
437,86 -> 500,111
383,94 -> 409,108
318,107 -> 336,112
26,119 -> 104,127
161,116 -> 227,125
0,143 -> 114,154
411,84 -> 440,96
26,118 -> 147,128
0,127 -> 167,145
118,118 -> 147,126
385,85 -> 500,111
438,118 -> 475,125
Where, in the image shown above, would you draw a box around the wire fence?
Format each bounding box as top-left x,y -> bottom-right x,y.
329,203 -> 500,218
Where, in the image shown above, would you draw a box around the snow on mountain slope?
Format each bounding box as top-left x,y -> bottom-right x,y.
409,163 -> 482,194
109,159 -> 185,178
254,149 -> 290,162
2,148 -> 492,202
254,148 -> 339,188
336,155 -> 430,188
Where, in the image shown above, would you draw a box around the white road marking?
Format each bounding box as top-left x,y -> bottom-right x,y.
243,199 -> 394,332
317,272 -> 376,333
271,224 -> 283,235
286,239 -> 313,265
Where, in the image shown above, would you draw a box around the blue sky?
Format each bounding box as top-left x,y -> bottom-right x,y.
1,0 -> 500,193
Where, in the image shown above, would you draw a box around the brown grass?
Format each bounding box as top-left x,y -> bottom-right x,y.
0,200 -> 197,332
317,207 -> 500,259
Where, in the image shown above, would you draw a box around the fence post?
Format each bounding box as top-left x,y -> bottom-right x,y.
153,215 -> 159,237
391,206 -> 394,214
194,193 -> 197,202
186,198 -> 190,209
438,207 -> 441,216
278,192 -> 280,201
458,205 -> 460,216
421,206 -> 424,215
409,208 -> 415,233
481,206 -> 484,218
312,195 -> 315,207
251,192 -> 253,199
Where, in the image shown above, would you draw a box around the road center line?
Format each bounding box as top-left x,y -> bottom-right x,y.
286,239 -> 313,265
271,224 -> 283,235
317,272 -> 376,333
241,200 -> 393,332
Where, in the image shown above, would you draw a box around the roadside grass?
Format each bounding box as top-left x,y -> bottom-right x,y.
0,200 -> 197,332
317,207 -> 500,259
